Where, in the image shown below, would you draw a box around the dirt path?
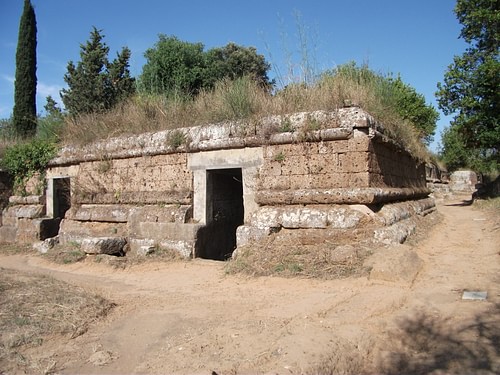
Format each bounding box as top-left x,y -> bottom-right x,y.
1,196 -> 499,374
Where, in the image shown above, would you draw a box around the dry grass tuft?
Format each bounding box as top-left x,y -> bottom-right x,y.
41,242 -> 87,264
0,243 -> 33,255
0,268 -> 115,373
226,232 -> 373,279
59,74 -> 430,161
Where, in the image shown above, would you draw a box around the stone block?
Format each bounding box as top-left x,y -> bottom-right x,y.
5,204 -> 45,219
136,222 -> 202,242
33,236 -> 59,254
258,175 -> 291,190
59,219 -> 127,243
309,173 -> 347,189
128,238 -> 155,256
347,135 -> 371,152
16,219 -> 43,243
130,203 -> 193,226
80,237 -> 127,255
327,207 -> 364,229
374,219 -> 416,245
349,172 -> 370,187
158,239 -> 194,258
0,226 -> 16,243
288,175 -> 312,190
236,225 -> 274,247
9,195 -> 45,205
1,215 -> 17,226
281,206 -> 328,229
249,207 -> 281,228
344,152 -> 369,173
73,204 -> 130,222
281,155 -> 309,175
299,207 -> 328,228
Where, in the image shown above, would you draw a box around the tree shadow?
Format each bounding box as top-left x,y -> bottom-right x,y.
382,304 -> 500,374
444,199 -> 474,207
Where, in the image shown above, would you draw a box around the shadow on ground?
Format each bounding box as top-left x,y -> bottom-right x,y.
382,304 -> 500,374
444,199 -> 474,207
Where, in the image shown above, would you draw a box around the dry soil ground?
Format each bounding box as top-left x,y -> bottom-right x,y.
1,195 -> 499,374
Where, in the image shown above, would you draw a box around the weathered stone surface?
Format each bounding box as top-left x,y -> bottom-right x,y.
50,108 -> 368,166
15,218 -> 45,243
70,204 -> 130,222
248,205 -> 367,231
59,219 -> 127,244
0,225 -> 16,242
33,236 -> 59,254
128,205 -> 193,233
9,195 -> 45,205
136,222 -> 202,242
4,204 -> 45,219
1,214 -> 17,226
236,225 -> 275,247
128,238 -> 156,256
256,187 -> 430,206
374,219 -> 416,245
158,239 -> 194,258
449,170 -> 478,192
282,207 -> 328,229
367,244 -> 423,283
375,198 -> 436,226
136,245 -> 156,256
74,190 -> 192,205
80,237 -> 127,255
327,207 -> 365,229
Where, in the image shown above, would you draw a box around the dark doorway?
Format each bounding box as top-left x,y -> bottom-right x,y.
53,178 -> 71,219
196,168 -> 244,260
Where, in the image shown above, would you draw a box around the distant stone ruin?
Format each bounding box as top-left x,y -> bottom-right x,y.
0,107 -> 436,259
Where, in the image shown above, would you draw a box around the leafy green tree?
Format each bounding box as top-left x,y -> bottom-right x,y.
205,42 -> 273,88
440,125 -> 470,171
138,35 -> 206,97
138,36 -> 273,97
391,77 -> 439,144
13,0 -> 37,138
436,0 -> 499,173
61,27 -> 135,115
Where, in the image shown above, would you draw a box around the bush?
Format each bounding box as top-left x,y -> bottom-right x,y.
1,138 -> 57,193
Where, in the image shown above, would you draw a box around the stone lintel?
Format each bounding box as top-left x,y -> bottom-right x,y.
256,187 -> 430,205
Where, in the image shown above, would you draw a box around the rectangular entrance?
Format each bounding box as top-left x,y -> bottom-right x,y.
53,178 -> 71,219
196,168 -> 244,260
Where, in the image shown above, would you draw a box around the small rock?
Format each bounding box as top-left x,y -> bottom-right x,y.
32,236 -> 59,254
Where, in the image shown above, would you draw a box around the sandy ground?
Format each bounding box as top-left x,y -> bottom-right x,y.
1,195 -> 499,374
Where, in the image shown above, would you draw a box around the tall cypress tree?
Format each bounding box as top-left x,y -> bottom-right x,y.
13,0 -> 37,138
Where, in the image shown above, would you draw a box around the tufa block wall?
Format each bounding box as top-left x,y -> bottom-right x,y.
1,108 -> 434,258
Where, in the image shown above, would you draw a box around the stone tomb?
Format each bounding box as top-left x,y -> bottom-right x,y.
0,108 -> 434,259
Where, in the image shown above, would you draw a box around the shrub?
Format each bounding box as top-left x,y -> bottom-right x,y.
1,138 -> 57,193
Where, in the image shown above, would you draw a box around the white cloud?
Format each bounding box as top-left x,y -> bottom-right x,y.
37,82 -> 64,108
1,75 -> 14,84
37,82 -> 61,98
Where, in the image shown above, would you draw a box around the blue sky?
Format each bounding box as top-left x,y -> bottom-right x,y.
0,0 -> 467,151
